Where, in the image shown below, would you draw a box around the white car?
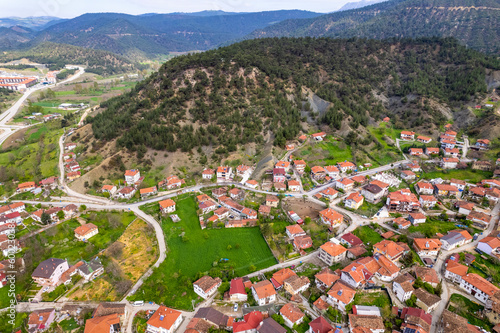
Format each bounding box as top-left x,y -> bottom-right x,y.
234,304 -> 238,312
42,287 -> 49,292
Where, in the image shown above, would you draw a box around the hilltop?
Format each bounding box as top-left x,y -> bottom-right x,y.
84,37 -> 499,171
248,0 -> 500,55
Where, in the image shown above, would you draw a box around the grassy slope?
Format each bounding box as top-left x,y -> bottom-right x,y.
134,195 -> 276,309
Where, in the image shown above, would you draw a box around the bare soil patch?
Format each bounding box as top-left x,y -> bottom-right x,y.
283,198 -> 323,219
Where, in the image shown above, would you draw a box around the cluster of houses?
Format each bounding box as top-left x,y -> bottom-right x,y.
31,257 -> 104,288
30,203 -> 78,225
16,175 -> 62,195
63,143 -> 82,181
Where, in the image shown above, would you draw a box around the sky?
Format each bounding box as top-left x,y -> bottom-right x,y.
1,0 -> 352,18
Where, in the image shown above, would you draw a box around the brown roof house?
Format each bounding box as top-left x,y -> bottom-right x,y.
193,275 -> 222,299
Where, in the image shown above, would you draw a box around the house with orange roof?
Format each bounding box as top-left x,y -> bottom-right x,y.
258,205 -> 271,216
146,306 -> 183,333
280,303 -> 305,328
400,131 -> 415,140
311,166 -> 326,180
324,165 -> 340,178
375,254 -> 400,281
417,136 -> 432,143
275,161 -> 291,172
287,180 -> 300,192
434,184 -> 459,197
460,273 -> 499,304
159,199 -> 176,213
293,235 -> 313,250
425,147 -> 440,155
319,187 -> 339,201
74,223 -> 98,241
386,189 -> 420,212
373,240 -> 407,262
284,275 -> 310,295
124,169 -> 140,185
286,225 -> 306,239
298,134 -> 307,142
467,211 -> 492,229
17,181 -> 36,193
202,168 -> 214,180
216,166 -> 233,181
293,160 -> 307,174
233,311 -> 263,333
245,179 -> 258,189
252,280 -> 277,306
327,281 -> 356,312
140,186 -> 157,198
285,144 -> 295,151
266,195 -> 279,208
228,188 -> 245,201
319,208 -> 344,227
236,164 -> 253,177
28,309 -> 56,332
272,268 -> 296,289
419,195 -> 437,208
443,148 -> 460,157
477,236 -> 500,255
337,161 -> 356,173
415,182 -> 434,195
408,212 -> 426,225
413,238 -> 442,256
400,170 -> 416,181
440,230 -> 472,251
336,177 -> 354,191
311,132 -> 326,141
409,148 -> 424,156
475,139 -> 490,149
382,117 -> 390,122
344,192 -> 364,210
101,185 -> 117,195
486,188 -> 500,202
455,201 -> 475,215
315,267 -> 339,290
444,261 -> 468,283
441,157 -> 459,169
84,313 -> 120,333
319,241 -> 347,265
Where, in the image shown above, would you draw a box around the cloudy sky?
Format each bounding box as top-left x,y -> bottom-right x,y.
2,0 -> 351,18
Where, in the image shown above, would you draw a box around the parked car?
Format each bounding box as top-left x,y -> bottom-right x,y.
234,304 -> 238,312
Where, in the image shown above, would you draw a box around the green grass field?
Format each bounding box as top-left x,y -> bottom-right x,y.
448,294 -> 492,331
353,291 -> 392,317
422,169 -> 492,183
408,218 -> 460,237
134,196 -> 276,310
352,225 -> 383,247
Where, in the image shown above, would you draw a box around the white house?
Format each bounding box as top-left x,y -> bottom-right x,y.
193,275 -> 222,299
229,278 -> 248,302
124,169 -> 141,185
146,306 -> 183,333
327,281 -> 356,312
280,303 -> 305,328
459,273 -> 499,305
159,199 -> 176,214
477,237 -> 500,255
32,258 -> 69,286
252,280 -> 277,306
392,274 -> 415,303
440,230 -> 472,251
444,261 -> 468,284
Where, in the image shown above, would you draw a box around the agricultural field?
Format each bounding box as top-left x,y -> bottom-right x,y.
70,218 -> 158,301
295,138 -> 353,166
0,210 -> 136,307
133,195 -> 276,310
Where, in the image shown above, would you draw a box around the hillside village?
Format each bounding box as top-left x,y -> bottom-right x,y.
2,116 -> 500,333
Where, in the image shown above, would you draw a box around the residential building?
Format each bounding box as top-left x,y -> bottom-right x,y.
408,212 -> 426,225
32,258 -> 69,286
319,208 -> 343,227
400,170 -> 416,181
288,180 -> 300,192
294,160 -> 306,174
335,178 -> 354,191
17,181 -> 36,193
274,182 -> 286,191
339,233 -> 363,247
467,211 -> 492,229
283,275 -> 310,295
417,136 -> 432,143
413,238 -> 442,256
347,245 -> 367,259
419,195 -> 437,208
257,317 -> 287,333
308,316 -> 333,333
455,201 -> 474,215
202,168 -> 214,179
252,280 -> 277,306
486,188 -> 500,202
337,161 -> 356,173
213,188 -> 228,199
443,148 -> 460,157
273,168 -> 286,183
229,278 -> 247,302
440,230 -> 472,250
272,268 -> 296,289
415,182 -> 434,195
386,189 -> 420,212
159,199 -> 176,214
394,217 -> 411,229
311,132 -> 326,141
193,275 -> 222,299
361,184 -> 384,203
325,165 -> 340,178
444,261 -> 468,283
373,240 -> 406,262
319,241 -> 347,265
266,195 -> 279,208
414,288 -> 441,313
434,184 -> 459,197
393,273 -> 415,302
140,186 -> 157,198
124,169 -> 141,185
293,235 -> 313,250
426,147 -> 440,155
237,164 -> 253,177
414,266 -> 440,287
84,313 -> 121,333
401,131 -> 415,140
228,188 -> 245,201
344,192 -> 364,209
311,166 -> 327,180
74,223 -> 99,241
280,303 -> 305,328
441,158 -> 459,169
315,268 -> 339,290
101,185 -> 117,195
477,236 -> 500,255
28,309 -> 56,332
475,139 -> 490,149
146,306 -> 182,333
349,314 -> 385,333
233,311 -> 263,333
286,225 -> 306,239
217,166 -> 233,180
460,273 -> 499,304
115,186 -> 136,199
327,281 -> 356,312
409,148 -> 424,156
440,309 -> 481,333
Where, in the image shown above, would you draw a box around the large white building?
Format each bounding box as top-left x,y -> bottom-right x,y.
459,273 -> 499,305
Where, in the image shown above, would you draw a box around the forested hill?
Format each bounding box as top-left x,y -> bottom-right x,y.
88,37 -> 499,155
248,0 -> 500,55
0,42 -> 142,75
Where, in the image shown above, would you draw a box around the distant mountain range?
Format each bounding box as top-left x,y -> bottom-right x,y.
0,16 -> 64,30
247,0 -> 500,54
337,0 -> 388,11
0,10 -> 322,58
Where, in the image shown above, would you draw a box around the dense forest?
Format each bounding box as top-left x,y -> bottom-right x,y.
88,37 -> 499,154
0,42 -> 144,75
250,0 -> 500,55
